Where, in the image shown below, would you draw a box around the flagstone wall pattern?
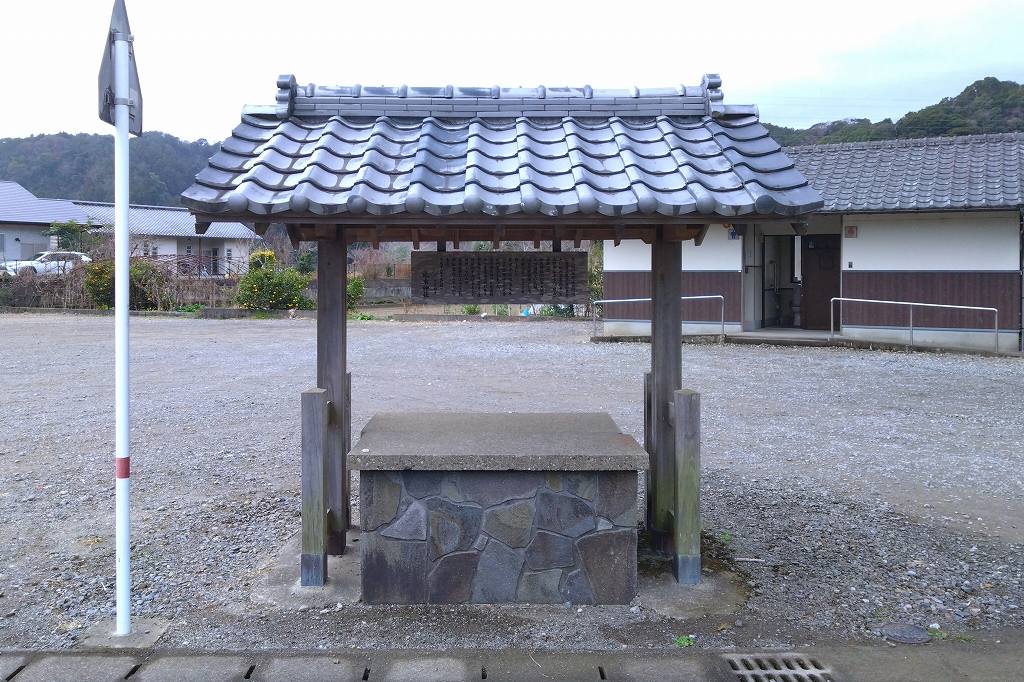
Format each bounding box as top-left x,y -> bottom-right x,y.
359,470 -> 639,604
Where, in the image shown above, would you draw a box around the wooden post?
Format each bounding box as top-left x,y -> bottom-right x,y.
345,370 -> 352,529
317,237 -> 348,554
643,371 -> 653,456
673,389 -> 701,584
301,388 -> 329,586
648,230 -> 682,551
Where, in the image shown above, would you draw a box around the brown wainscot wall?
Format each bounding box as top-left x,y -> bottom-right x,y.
602,271 -> 742,322
840,271 -> 1021,331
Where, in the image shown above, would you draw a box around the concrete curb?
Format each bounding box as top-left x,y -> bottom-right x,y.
591,333 -> 1024,359
0,306 -> 195,318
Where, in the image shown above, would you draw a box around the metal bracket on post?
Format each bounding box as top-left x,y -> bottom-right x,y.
673,389 -> 701,585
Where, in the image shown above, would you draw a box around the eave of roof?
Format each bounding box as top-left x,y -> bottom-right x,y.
182,75 -> 823,223
74,200 -> 257,240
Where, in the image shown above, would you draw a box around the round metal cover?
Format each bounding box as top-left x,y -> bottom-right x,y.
881,623 -> 931,644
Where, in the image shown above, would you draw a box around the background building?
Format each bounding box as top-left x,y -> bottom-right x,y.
603,132 -> 1023,351
0,181 -> 88,261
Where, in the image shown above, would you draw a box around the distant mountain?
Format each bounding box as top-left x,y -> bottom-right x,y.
0,78 -> 1020,206
0,132 -> 217,206
766,77 -> 1024,146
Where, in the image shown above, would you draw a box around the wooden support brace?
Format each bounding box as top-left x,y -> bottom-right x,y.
436,239 -> 447,252
411,228 -> 420,250
693,224 -> 711,247
253,222 -> 270,237
791,222 -> 808,236
614,224 -> 625,247
196,222 -> 210,235
552,228 -> 562,252
301,388 -> 329,586
372,225 -> 384,249
453,229 -> 460,250
345,371 -> 353,529
493,225 -> 504,250
672,389 -> 701,585
533,229 -> 541,250
573,230 -> 582,249
286,226 -> 301,249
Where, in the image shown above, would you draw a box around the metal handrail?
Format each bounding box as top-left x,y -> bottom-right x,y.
592,295 -> 726,340
830,297 -> 1000,352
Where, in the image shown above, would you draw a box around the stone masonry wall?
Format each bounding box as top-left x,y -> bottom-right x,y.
359,470 -> 638,604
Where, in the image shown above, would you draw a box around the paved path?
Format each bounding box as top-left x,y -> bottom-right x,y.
3,637 -> 1024,682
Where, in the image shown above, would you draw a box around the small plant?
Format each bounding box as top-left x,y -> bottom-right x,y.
236,266 -> 313,310
351,312 -> 376,321
674,635 -> 695,648
175,303 -> 203,313
718,531 -> 733,543
461,303 -> 481,315
539,304 -> 575,318
346,274 -> 365,309
928,627 -> 948,640
493,304 -> 510,316
295,248 -> 317,274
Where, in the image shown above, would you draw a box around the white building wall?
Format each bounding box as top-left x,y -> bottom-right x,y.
603,224 -> 742,271
130,236 -> 177,257
0,224 -> 53,260
842,211 -> 1019,271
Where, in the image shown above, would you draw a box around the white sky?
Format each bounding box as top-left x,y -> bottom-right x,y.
1,0 -> 1022,142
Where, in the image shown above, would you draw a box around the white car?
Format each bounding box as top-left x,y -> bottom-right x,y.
1,251 -> 92,276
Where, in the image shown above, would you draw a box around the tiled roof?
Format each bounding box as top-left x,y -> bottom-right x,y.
0,181 -> 90,225
75,201 -> 257,240
786,132 -> 1024,213
182,75 -> 822,220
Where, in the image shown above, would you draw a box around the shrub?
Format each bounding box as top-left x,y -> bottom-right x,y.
83,259 -> 167,310
494,304 -> 510,316
461,304 -> 481,315
295,248 -> 317,275
346,274 -> 365,309
236,266 -> 313,310
539,304 -> 575,318
249,249 -> 277,270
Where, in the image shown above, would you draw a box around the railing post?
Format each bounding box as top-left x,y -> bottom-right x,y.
301,388 -> 330,586
719,296 -> 725,342
994,311 -> 999,353
673,389 -> 701,584
909,306 -> 914,348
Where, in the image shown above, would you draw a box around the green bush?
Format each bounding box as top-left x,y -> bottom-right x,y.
461,304 -> 481,315
346,274 -> 365,309
493,304 -> 510,316
539,304 -> 575,318
236,266 -> 313,310
83,259 -> 167,310
249,249 -> 277,270
296,248 -> 317,275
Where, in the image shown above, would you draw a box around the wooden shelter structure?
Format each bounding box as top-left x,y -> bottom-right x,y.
183,73 -> 822,586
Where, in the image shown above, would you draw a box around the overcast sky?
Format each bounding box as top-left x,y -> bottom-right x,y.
1,0 -> 1022,142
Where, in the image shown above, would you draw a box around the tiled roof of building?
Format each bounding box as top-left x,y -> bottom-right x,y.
0,181 -> 90,225
75,201 -> 257,240
182,75 -> 823,220
786,132 -> 1024,213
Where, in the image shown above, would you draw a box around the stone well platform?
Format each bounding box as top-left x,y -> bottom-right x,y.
351,412 -> 648,605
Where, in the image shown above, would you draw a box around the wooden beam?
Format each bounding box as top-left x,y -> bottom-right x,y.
673,389 -> 701,584
317,238 -> 348,555
314,224 -> 337,240
300,388 -> 329,586
649,229 -> 682,553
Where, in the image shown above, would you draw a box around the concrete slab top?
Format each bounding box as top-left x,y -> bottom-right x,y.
349,412 -> 648,471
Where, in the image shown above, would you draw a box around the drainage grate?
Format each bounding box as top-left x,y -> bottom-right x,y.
723,654 -> 836,682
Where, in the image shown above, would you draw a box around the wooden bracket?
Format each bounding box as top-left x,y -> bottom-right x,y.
411,228 -> 420,250
314,224 -> 336,240
693,224 -> 711,246
452,229 -> 460,250
552,227 -> 562,252
493,225 -> 504,250
253,222 -> 270,237
196,221 -> 211,236
533,229 -> 541,250
286,225 -> 301,249
791,222 -> 808,236
372,225 -> 385,249
614,224 -> 625,247
573,229 -> 582,249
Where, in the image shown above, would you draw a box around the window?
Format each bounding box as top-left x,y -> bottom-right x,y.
185,244 -> 193,256
142,241 -> 150,256
226,248 -> 232,262
151,245 -> 158,257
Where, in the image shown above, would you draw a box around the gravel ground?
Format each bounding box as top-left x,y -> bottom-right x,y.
0,314 -> 1021,651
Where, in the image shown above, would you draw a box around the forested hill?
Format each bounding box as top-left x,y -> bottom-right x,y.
0,77 -> 1021,205
766,77 -> 1024,146
0,132 -> 217,206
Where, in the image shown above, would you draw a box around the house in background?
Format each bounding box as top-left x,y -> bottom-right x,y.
0,180 -> 89,261
74,201 -> 259,277
602,132 -> 1023,352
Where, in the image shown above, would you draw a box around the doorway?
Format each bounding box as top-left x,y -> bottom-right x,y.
799,235 -> 841,330
762,235 -> 796,328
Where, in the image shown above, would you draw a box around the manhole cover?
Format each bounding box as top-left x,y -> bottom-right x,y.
723,653 -> 836,682
881,622 -> 931,644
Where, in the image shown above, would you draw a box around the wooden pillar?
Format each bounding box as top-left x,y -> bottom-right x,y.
673,389 -> 701,584
345,370 -> 352,528
317,237 -> 348,554
300,388 -> 329,586
436,240 -> 447,252
648,229 -> 682,551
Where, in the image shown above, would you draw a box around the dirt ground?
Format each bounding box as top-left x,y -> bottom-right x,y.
0,314 -> 1021,651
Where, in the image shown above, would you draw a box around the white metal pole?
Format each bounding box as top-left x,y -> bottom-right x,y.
112,31 -> 132,637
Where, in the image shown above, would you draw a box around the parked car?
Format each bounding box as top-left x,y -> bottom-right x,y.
1,251 -> 92,276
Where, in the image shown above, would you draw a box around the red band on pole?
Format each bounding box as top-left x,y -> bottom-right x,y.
116,457 -> 130,479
